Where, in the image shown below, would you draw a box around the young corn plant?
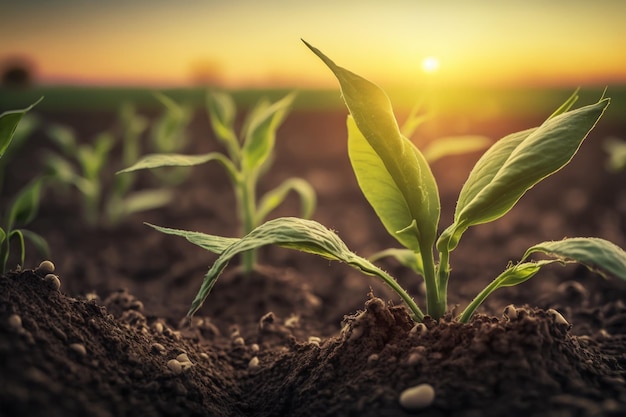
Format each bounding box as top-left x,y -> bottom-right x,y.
118,91 -> 316,273
167,42 -> 626,323
0,99 -> 49,273
45,104 -> 173,227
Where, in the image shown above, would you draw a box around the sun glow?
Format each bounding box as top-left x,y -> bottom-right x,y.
421,56 -> 440,74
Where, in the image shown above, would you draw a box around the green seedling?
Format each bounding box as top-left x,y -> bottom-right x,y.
603,137 -> 626,172
147,92 -> 195,185
158,43 -> 626,323
45,104 -> 173,227
119,91 -> 316,273
0,98 -> 49,273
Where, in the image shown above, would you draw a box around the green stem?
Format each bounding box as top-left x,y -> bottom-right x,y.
421,248 -> 445,319
458,274 -> 502,323
237,175 -> 257,273
436,248 -> 451,315
353,257 -> 425,322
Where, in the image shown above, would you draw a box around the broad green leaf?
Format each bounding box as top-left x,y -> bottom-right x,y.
522,237 -> 626,280
0,98 -> 42,159
422,135 -> 491,162
8,179 -> 43,230
440,98 -> 609,252
207,91 -> 240,161
117,152 -> 239,182
146,222 -> 239,254
256,177 -> 316,224
188,217 -> 424,321
305,41 -> 440,255
347,116 -> 419,251
368,248 -> 425,276
241,93 -> 295,173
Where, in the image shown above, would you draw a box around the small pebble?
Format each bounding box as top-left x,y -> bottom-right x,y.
547,308 -> 570,328
44,274 -> 61,290
308,336 -> 321,347
248,356 -> 259,369
503,305 -> 518,320
399,383 -> 436,411
410,323 -> 428,335
69,343 -> 87,356
152,322 -> 164,334
8,314 -> 22,331
36,260 -> 55,275
150,343 -> 166,355
176,353 -> 190,363
232,336 -> 245,346
199,352 -> 210,360
250,343 -> 260,353
167,359 -> 182,375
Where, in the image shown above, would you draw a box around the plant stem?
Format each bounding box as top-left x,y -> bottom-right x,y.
354,257 -> 425,322
436,248 -> 451,315
237,176 -> 257,273
458,277 -> 502,323
422,248 -> 445,319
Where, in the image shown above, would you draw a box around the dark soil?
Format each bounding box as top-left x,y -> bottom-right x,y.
1,106 -> 626,416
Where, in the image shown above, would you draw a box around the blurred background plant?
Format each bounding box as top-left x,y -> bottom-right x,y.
119,91 -> 316,273
0,99 -> 49,273
604,137 -> 626,172
44,97 -> 177,227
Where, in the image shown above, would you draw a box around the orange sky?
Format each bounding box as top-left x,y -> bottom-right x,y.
1,0 -> 626,88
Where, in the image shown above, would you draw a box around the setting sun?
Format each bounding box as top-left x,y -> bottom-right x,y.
421,56 -> 440,74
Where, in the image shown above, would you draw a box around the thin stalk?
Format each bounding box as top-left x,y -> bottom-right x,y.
352,257 -> 425,322
458,275 -> 503,323
237,176 -> 257,273
436,248 -> 451,315
421,248 -> 445,319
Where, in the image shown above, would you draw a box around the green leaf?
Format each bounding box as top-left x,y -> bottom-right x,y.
0,227 -> 5,244
522,237 -> 626,280
8,179 -> 43,230
400,99 -> 431,139
241,93 -> 295,173
347,116 -> 419,251
0,98 -> 42,159
422,135 -> 491,162
439,98 -> 609,252
20,229 -> 50,260
187,217 -> 424,321
47,124 -> 77,155
146,223 -> 239,254
8,230 -> 26,266
117,152 -> 239,182
368,248 -> 425,276
305,41 -> 440,256
207,91 -> 241,161
256,177 -> 316,224
108,189 -> 174,224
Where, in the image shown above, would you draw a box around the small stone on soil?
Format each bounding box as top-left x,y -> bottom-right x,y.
167,359 -> 182,375
399,383 -> 436,411
69,343 -> 87,357
43,274 -> 61,290
248,356 -> 259,370
503,304 -> 518,320
8,314 -> 22,331
35,260 -> 55,275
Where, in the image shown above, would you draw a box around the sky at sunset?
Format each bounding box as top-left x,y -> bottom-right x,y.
1,0 -> 625,88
